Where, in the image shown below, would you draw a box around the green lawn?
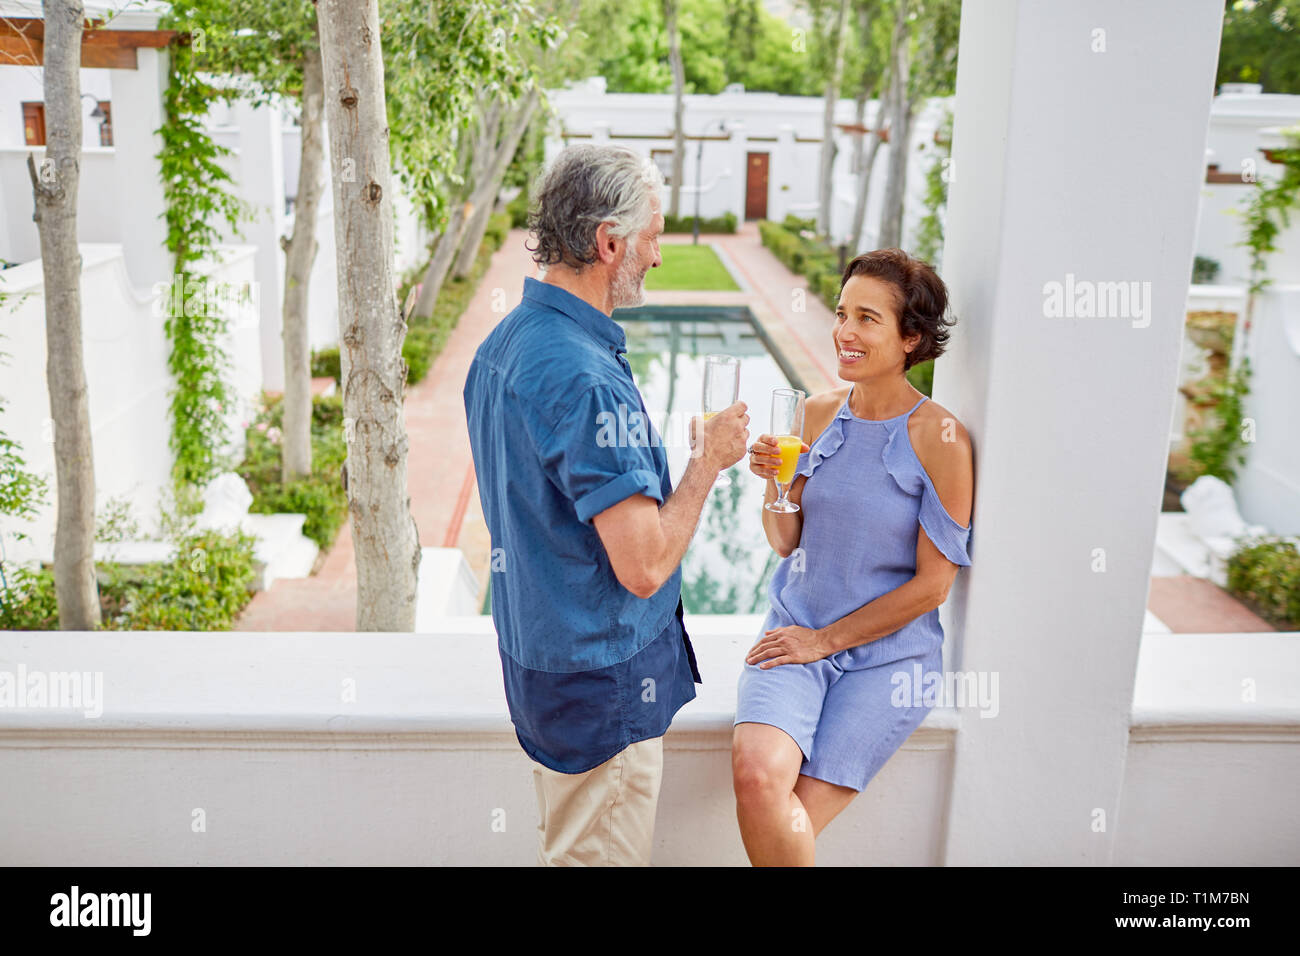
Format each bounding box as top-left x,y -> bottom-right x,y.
644,243 -> 740,291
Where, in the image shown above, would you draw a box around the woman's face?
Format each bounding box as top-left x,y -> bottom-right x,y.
832,274 -> 919,379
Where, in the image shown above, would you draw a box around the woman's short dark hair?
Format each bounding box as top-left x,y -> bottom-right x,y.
839,248 -> 956,370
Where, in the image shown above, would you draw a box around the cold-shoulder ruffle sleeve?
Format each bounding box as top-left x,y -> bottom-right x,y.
882,420 -> 973,567
793,403 -> 849,480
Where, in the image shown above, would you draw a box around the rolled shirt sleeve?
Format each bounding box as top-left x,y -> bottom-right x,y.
535,383 -> 666,525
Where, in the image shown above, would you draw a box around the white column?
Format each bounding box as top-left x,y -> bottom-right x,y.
234,98 -> 287,392
936,0 -> 1224,864
108,47 -> 171,291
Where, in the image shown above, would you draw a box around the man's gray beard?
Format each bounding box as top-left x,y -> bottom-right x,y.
609,247 -> 645,310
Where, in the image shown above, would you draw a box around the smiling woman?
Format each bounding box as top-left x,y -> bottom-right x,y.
732,247 -> 973,867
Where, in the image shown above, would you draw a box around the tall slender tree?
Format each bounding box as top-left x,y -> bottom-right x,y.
813,0 -> 852,238
315,0 -> 420,631
279,34 -> 325,484
663,0 -> 687,219
164,0 -> 325,484
878,0 -> 960,250
847,0 -> 890,250
27,0 -> 100,629
877,0 -> 911,249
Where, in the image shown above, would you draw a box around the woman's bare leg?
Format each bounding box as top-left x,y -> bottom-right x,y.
793,775 -> 858,838
731,722 -> 815,866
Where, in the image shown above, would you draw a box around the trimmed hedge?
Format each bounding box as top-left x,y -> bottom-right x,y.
0,528 -> 259,631
238,391 -> 349,551
1227,536 -> 1300,631
663,211 -> 738,234
758,216 -> 937,396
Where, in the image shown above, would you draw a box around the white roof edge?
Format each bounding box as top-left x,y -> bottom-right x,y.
0,1 -> 171,30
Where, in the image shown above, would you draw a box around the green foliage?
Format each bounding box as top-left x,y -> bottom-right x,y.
310,346 -> 342,386
0,506 -> 259,632
0,563 -> 58,630
383,0 -> 563,232
1179,357 -> 1254,485
906,357 -> 934,396
573,0 -> 826,96
155,9 -> 257,500
238,392 -> 349,551
99,527 -> 258,631
758,218 -> 841,310
1240,127 -> 1300,296
662,211 -> 738,233
1226,535 -> 1300,630
1218,0 -> 1300,94
913,107 -> 953,266
507,189 -> 531,228
1193,255 -> 1222,284
402,212 -> 511,385
0,344 -> 50,539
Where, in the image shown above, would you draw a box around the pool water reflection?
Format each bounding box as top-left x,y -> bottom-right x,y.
617,308 -> 803,615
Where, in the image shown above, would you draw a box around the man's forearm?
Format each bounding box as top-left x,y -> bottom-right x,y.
647,454 -> 717,590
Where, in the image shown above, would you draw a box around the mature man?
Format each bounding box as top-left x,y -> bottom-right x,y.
463,144 -> 749,866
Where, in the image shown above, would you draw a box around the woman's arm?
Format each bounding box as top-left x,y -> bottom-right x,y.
758,470 -> 806,556
750,390 -> 842,557
747,407 -> 974,667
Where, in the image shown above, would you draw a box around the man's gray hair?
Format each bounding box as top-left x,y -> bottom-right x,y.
525,144 -> 664,272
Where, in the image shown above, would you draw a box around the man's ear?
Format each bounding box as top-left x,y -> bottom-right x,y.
594,221 -> 621,265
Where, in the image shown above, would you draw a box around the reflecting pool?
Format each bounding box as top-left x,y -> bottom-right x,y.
618,306 -> 804,615
481,306 -> 807,616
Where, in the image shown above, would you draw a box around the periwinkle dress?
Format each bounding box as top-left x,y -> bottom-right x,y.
734,391 -> 973,792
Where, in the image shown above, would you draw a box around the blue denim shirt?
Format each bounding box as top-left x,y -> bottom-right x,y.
463,276 -> 701,774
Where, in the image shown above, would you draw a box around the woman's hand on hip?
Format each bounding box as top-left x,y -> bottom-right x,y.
746,625 -> 832,668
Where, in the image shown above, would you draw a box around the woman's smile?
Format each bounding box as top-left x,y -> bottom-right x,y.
837,344 -> 866,366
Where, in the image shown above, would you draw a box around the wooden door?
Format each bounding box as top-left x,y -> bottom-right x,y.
745,152 -> 769,220
22,102 -> 45,146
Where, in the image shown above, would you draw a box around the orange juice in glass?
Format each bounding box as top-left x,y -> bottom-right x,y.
774,434 -> 802,485
764,387 -> 805,514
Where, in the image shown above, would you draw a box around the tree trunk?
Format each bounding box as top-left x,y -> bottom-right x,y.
28,0 -> 100,630
317,0 -> 420,631
410,201 -> 467,320
850,126 -> 884,250
851,64 -> 889,250
817,0 -> 851,238
451,89 -> 541,280
280,38 -> 326,484
409,97 -> 498,319
664,0 -> 685,219
878,0 -> 912,249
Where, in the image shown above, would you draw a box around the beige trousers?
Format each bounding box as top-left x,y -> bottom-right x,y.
530,735 -> 665,866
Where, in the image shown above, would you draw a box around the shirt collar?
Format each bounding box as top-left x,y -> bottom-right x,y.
522,276 -> 627,355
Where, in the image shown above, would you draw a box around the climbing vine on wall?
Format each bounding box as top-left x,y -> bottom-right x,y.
1241,126 -> 1300,298
155,20 -> 249,500
913,106 -> 953,268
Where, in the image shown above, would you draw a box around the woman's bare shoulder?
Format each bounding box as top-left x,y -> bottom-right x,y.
908,399 -> 973,525
909,399 -> 971,456
802,386 -> 850,441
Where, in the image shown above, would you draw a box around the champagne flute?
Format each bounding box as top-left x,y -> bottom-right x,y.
702,354 -> 741,487
764,387 -> 806,513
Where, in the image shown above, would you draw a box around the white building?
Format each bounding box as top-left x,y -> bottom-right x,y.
0,1 -> 427,561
